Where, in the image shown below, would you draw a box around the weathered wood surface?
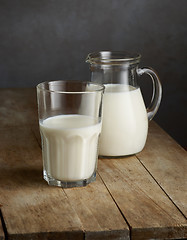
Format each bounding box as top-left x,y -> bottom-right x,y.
98,157 -> 187,239
0,88 -> 37,127
64,176 -> 129,240
137,121 -> 187,217
0,88 -> 186,240
0,127 -> 84,240
0,126 -> 129,240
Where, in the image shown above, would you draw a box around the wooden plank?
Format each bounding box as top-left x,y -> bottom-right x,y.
64,175 -> 129,240
98,157 -> 187,240
0,127 -> 84,240
1,89 -> 186,239
0,88 -> 37,127
137,121 -> 187,217
0,125 -> 130,239
0,89 -> 130,239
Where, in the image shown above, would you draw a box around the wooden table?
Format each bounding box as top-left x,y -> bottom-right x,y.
0,88 -> 186,240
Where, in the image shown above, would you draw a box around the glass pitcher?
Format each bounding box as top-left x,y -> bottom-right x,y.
86,51 -> 162,157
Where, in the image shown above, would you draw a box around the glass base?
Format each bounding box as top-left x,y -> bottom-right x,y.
43,170 -> 96,188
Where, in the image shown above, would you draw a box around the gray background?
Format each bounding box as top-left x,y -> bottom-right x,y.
0,0 -> 186,147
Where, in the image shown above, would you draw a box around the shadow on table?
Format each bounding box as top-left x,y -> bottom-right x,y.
0,167 -> 48,190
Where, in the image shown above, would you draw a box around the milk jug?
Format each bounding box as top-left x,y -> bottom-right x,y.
86,51 -> 162,157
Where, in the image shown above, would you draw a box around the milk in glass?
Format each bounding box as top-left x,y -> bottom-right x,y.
40,115 -> 101,181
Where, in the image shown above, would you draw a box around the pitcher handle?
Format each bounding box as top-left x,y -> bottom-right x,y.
137,67 -> 162,121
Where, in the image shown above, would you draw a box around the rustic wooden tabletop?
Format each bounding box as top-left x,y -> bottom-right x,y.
0,88 -> 186,240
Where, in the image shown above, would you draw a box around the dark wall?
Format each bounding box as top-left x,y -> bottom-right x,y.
0,0 -> 186,147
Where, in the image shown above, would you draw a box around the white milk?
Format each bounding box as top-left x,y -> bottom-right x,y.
40,115 -> 101,181
99,84 -> 148,156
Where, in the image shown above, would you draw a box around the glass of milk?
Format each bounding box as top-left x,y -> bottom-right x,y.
86,51 -> 162,157
36,80 -> 105,188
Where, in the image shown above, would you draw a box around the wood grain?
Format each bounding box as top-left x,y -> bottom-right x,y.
0,88 -> 187,239
31,128 -> 130,239
98,157 -> 187,240
0,127 -> 84,240
64,175 -> 129,240
0,88 -> 37,127
137,121 -> 187,217
0,125 -> 130,239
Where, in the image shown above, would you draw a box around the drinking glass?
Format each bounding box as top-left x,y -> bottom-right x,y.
36,80 -> 104,188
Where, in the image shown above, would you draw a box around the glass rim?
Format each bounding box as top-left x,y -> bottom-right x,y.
86,51 -> 141,64
36,80 -> 105,94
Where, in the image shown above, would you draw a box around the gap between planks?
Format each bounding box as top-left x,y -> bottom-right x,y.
137,121 -> 187,218
97,155 -> 187,240
136,154 -> 187,221
30,123 -> 187,239
97,171 -> 132,239
32,123 -> 132,238
31,125 -> 130,227
31,125 -> 130,239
